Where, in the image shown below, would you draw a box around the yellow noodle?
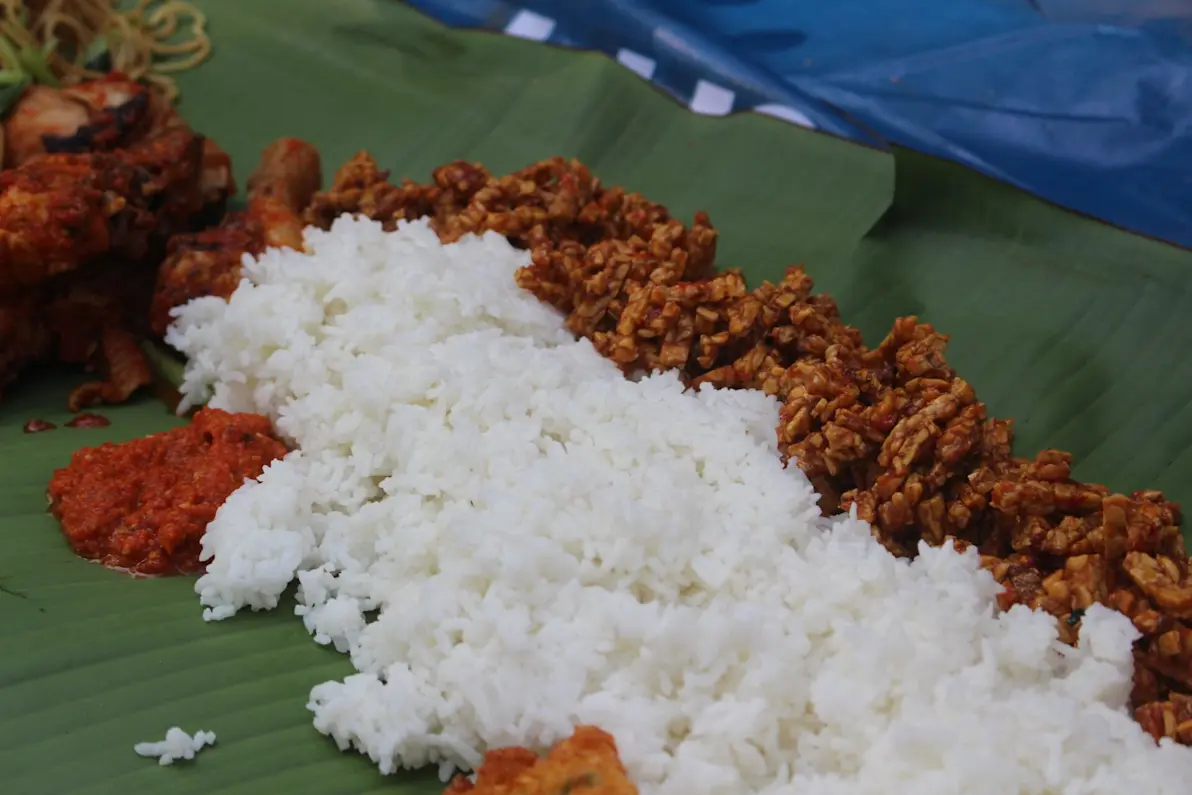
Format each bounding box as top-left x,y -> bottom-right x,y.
0,0 -> 211,102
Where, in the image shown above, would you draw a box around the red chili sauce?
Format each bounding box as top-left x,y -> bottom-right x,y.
66,413 -> 111,428
23,419 -> 56,433
47,408 -> 287,576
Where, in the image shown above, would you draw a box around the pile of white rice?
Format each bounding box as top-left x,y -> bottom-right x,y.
167,217 -> 1192,794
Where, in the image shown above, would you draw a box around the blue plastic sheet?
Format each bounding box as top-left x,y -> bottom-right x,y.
404,0 -> 1192,248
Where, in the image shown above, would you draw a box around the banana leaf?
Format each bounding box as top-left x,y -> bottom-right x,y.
1,1 -> 1190,793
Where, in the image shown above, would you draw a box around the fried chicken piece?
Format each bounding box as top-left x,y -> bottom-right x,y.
0,152 -> 157,290
246,137 -> 323,249
0,254 -> 157,409
0,101 -> 219,403
0,104 -> 227,294
148,212 -> 255,336
46,258 -> 157,411
0,75 -> 234,408
0,139 -> 212,407
0,287 -> 54,400
137,87 -> 235,210
149,138 -> 322,334
3,75 -> 148,167
445,727 -> 637,795
120,124 -> 209,239
58,310 -> 148,409
63,327 -> 152,411
4,85 -> 92,167
4,74 -> 234,211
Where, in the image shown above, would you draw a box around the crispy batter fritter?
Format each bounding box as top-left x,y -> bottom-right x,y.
445,727 -> 637,795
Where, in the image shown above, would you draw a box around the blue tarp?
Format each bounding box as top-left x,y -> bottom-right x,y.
405,0 -> 1192,248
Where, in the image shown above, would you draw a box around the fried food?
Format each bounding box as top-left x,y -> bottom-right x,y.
305,153 -> 716,275
0,250 -> 161,407
51,262 -> 158,411
0,256 -> 165,410
0,124 -> 219,292
0,143 -> 195,406
47,407 -> 287,576
304,151 -> 457,231
3,75 -> 233,210
246,137 -> 322,240
149,137 -> 321,335
2,75 -> 234,210
445,727 -> 637,795
2,76 -> 147,167
0,152 -> 155,290
0,0 -> 212,103
136,86 -> 235,210
0,76 -> 239,407
0,287 -> 53,396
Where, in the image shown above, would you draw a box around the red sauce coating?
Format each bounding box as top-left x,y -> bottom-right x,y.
47,408 -> 288,576
23,418 -> 56,433
66,412 -> 111,428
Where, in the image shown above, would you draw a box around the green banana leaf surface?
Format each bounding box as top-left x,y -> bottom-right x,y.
3,1 -> 1192,793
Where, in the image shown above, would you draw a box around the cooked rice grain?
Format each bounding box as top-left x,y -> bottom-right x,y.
134,726 -> 216,765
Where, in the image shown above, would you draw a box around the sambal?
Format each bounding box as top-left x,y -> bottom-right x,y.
47,407 -> 287,576
65,412 -> 111,429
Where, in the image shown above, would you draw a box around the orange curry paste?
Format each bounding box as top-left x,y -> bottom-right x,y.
47,408 -> 287,576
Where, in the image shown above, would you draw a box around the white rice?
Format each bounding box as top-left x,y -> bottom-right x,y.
167,216 -> 1192,795
134,727 -> 216,765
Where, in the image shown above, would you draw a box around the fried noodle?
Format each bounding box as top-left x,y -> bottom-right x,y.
0,0 -> 210,101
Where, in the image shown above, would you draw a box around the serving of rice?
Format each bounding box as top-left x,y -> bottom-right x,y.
166,217 -> 1192,794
